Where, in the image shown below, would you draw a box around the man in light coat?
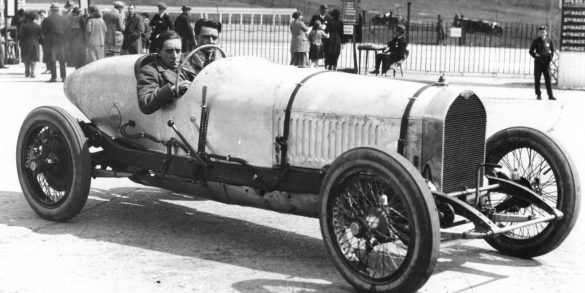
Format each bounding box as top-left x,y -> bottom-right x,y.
103,1 -> 125,56
86,5 -> 107,63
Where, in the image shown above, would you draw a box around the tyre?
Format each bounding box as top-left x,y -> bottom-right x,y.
484,127 -> 580,258
320,148 -> 440,293
16,106 -> 92,222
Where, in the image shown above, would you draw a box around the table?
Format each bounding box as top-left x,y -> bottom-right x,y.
357,43 -> 385,75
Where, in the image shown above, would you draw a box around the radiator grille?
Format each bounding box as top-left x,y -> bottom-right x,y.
442,95 -> 486,193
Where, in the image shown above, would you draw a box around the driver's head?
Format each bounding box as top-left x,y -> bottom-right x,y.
157,30 -> 182,70
195,19 -> 222,48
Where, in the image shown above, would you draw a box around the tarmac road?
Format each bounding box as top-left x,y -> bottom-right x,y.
0,63 -> 584,293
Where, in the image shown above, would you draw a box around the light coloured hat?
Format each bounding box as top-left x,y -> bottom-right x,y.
113,1 -> 125,8
49,3 -> 60,11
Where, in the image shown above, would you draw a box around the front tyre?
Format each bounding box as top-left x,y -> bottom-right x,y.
16,106 -> 92,222
320,148 -> 440,293
485,127 -> 580,258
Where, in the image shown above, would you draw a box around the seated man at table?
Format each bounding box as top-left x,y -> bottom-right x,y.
369,24 -> 407,75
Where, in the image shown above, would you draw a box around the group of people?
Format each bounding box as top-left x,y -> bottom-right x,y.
2,1 -> 200,82
289,4 -> 345,70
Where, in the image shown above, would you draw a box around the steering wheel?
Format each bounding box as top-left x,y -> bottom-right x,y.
175,44 -> 227,97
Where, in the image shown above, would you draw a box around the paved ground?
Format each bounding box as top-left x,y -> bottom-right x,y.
0,62 -> 584,293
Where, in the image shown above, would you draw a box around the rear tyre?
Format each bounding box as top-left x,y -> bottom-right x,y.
16,106 -> 92,222
484,127 -> 580,258
320,148 -> 440,293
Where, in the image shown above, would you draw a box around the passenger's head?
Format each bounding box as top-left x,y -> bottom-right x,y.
195,19 -> 222,47
157,30 -> 182,70
330,9 -> 341,20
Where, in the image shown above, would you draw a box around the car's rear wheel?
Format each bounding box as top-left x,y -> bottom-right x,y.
320,148 -> 440,293
484,127 -> 580,258
16,106 -> 92,222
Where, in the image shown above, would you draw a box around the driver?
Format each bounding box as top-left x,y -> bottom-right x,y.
136,19 -> 223,115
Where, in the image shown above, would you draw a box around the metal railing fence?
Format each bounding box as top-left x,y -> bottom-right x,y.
219,21 -> 546,78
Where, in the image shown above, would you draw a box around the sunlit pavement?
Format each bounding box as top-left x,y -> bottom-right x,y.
1,61 -> 584,293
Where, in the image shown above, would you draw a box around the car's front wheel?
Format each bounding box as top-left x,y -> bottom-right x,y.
320,148 -> 440,293
16,106 -> 92,222
484,127 -> 580,258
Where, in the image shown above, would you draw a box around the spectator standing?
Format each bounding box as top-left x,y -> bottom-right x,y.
11,9 -> 25,62
20,13 -> 42,77
174,5 -> 195,53
310,4 -> 331,61
141,13 -> 152,53
85,5 -> 107,63
529,25 -> 555,100
122,4 -> 144,55
436,15 -> 445,45
103,1 -> 126,57
149,2 -> 173,53
308,20 -> 328,68
37,9 -> 51,74
0,33 -> 7,69
369,24 -> 407,75
66,7 -> 86,68
324,8 -> 344,70
289,11 -> 309,67
41,3 -> 68,82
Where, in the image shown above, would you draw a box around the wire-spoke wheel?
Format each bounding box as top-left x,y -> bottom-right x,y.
320,148 -> 439,293
484,127 -> 580,258
16,106 -> 91,221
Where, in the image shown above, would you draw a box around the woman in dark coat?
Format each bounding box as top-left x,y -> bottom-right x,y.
324,9 -> 344,70
20,13 -> 42,78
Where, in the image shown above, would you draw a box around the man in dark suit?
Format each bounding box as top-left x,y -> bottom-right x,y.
41,3 -> 68,82
149,2 -> 174,53
529,25 -> 555,100
122,4 -> 145,54
174,5 -> 196,52
370,24 -> 408,75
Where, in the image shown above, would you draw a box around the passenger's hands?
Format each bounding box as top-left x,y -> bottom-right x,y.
173,80 -> 191,98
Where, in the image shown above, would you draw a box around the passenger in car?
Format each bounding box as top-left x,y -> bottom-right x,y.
136,30 -> 196,114
189,19 -> 223,73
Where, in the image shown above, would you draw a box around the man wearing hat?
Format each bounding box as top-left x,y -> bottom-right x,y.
149,2 -> 174,53
174,5 -> 196,52
103,1 -> 126,57
529,25 -> 555,100
41,3 -> 68,82
122,3 -> 145,55
370,24 -> 408,75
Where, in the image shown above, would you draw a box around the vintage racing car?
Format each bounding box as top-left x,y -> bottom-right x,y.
16,45 -> 580,293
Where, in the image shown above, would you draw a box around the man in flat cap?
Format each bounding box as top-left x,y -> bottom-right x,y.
370,24 -> 408,75
103,1 -> 126,56
122,3 -> 145,54
149,2 -> 174,53
174,5 -> 196,53
41,3 -> 68,82
529,25 -> 555,100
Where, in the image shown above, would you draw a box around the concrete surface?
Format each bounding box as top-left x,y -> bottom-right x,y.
0,61 -> 584,293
